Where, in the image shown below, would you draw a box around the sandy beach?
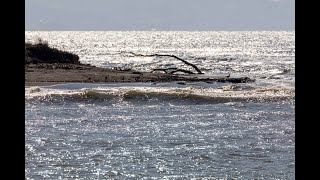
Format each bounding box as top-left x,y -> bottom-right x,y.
25,63 -> 170,86
25,63 -> 254,86
25,42 -> 254,86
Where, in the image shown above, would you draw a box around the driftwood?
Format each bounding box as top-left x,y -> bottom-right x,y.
152,68 -> 195,74
122,52 -> 203,74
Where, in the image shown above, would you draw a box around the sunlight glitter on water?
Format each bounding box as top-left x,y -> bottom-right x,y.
25,31 -> 294,179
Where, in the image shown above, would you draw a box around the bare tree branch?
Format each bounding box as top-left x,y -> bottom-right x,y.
122,52 -> 204,74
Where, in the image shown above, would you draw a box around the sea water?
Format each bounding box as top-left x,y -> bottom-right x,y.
25,31 -> 295,179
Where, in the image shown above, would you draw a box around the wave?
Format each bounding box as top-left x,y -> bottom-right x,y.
25,83 -> 295,104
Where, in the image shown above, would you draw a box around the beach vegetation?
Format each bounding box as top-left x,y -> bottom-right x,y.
25,39 -> 80,65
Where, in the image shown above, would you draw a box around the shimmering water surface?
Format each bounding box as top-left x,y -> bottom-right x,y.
25,31 -> 295,179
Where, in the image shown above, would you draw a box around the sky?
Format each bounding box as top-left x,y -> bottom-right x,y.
25,0 -> 295,31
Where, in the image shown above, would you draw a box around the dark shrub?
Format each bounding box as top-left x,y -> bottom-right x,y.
25,42 -> 80,64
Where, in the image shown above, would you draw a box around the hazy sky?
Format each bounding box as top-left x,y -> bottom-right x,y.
25,0 -> 295,31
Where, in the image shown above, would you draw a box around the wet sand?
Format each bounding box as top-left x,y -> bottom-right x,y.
25,63 -> 254,86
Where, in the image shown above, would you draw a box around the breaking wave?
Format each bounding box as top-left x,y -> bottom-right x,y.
25,83 -> 295,103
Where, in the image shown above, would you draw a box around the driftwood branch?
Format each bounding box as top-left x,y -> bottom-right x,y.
122,52 -> 203,74
152,68 -> 195,74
